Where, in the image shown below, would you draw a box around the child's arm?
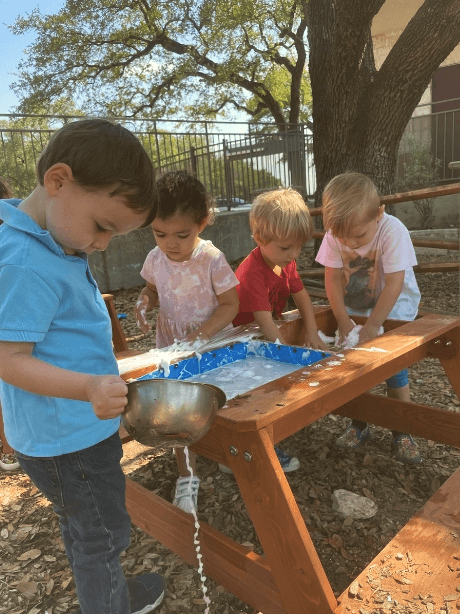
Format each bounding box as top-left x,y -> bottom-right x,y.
358,270 -> 405,343
135,282 -> 159,333
291,288 -> 329,351
186,287 -> 239,342
253,311 -> 287,344
324,267 -> 355,343
0,341 -> 128,420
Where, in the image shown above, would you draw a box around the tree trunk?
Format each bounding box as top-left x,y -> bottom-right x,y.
307,0 -> 460,205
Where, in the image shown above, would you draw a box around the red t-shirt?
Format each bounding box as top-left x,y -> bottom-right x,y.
233,247 -> 304,326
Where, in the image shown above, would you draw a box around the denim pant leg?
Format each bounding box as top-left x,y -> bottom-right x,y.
16,432 -> 131,614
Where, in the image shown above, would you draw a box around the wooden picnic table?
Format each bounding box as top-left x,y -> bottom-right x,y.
119,307 -> 460,614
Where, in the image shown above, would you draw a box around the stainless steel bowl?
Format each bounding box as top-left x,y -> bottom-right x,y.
122,379 -> 226,449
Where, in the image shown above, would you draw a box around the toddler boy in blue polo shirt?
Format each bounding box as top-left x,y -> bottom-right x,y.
0,120 -> 165,614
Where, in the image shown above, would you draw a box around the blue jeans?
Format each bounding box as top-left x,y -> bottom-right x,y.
386,368 -> 409,389
16,432 -> 132,614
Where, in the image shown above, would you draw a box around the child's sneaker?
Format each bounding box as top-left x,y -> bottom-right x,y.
335,424 -> 371,449
173,476 -> 201,514
392,434 -> 422,465
127,573 -> 166,613
274,447 -> 300,472
219,447 -> 300,474
218,463 -> 234,474
75,573 -> 165,614
0,452 -> 20,471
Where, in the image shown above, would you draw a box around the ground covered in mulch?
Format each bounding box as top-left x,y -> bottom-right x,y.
1,249 -> 459,614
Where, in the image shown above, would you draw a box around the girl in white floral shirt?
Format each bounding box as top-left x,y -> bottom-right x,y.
135,171 -> 239,513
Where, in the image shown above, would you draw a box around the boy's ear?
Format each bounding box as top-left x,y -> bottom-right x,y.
43,163 -> 74,196
377,204 -> 385,221
252,232 -> 263,247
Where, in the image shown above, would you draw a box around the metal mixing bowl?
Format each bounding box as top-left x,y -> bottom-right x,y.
121,379 -> 226,449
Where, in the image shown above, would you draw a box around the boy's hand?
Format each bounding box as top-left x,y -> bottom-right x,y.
304,330 -> 329,352
358,323 -> 381,344
135,295 -> 151,333
337,318 -> 355,345
86,375 -> 128,420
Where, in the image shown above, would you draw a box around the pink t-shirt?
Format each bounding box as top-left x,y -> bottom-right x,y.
233,247 -> 304,326
141,239 -> 239,348
316,213 -> 420,320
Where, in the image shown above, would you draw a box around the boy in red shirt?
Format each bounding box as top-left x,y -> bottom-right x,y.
233,188 -> 327,349
224,188 -> 327,474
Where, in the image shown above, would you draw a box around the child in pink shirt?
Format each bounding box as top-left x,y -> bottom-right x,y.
135,171 -> 239,513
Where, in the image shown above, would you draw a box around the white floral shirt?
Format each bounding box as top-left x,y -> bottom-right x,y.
141,239 -> 239,347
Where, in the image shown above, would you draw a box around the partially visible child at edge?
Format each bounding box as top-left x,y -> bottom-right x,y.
227,187 -> 329,475
0,120 -> 166,614
316,171 -> 422,465
0,176 -> 21,471
134,170 -> 239,514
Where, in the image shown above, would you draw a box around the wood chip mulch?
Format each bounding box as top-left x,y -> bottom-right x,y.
1,248 -> 459,614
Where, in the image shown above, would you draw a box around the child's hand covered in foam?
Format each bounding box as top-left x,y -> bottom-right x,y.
341,324 -> 384,349
135,295 -> 150,333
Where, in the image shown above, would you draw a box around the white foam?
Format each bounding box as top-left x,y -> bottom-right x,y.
346,346 -> 388,353
183,446 -> 211,614
118,326 -> 263,376
187,356 -> 307,399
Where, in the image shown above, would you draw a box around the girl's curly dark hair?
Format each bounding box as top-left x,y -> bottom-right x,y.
156,170 -> 214,225
0,177 -> 13,199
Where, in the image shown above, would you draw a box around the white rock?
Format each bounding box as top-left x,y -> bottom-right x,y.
331,489 -> 377,519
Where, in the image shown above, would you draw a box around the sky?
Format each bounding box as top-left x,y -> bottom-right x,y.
0,0 -> 256,132
0,0 -> 64,115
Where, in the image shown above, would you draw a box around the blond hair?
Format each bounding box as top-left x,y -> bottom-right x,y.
250,188 -> 313,245
322,172 -> 381,237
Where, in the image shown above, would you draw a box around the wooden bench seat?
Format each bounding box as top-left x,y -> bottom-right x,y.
335,465 -> 460,613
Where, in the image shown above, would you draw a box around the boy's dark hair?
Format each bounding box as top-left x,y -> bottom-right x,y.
0,176 -> 13,226
37,119 -> 158,227
156,170 -> 213,225
0,176 -> 13,199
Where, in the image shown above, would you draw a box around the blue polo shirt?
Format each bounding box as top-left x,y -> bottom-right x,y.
0,199 -> 120,456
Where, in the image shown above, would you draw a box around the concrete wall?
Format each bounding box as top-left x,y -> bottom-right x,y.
89,195 -> 459,292
394,193 -> 460,230
89,209 -> 256,292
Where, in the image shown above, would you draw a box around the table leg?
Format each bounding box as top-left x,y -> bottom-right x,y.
431,326 -> 460,399
218,425 -> 337,614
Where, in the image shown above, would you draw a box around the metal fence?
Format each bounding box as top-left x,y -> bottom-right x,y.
396,97 -> 460,189
1,101 -> 458,201
0,115 -> 315,202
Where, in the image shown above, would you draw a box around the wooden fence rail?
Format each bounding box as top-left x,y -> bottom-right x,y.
307,183 -> 460,217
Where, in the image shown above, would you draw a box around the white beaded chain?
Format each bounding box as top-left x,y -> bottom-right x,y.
184,445 -> 211,613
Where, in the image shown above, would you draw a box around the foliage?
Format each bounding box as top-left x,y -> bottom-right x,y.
397,134 -> 441,192
246,64 -> 312,124
396,134 -> 442,228
0,112 -> 279,200
7,0 -> 460,201
0,100 -> 85,197
10,0 -> 311,126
